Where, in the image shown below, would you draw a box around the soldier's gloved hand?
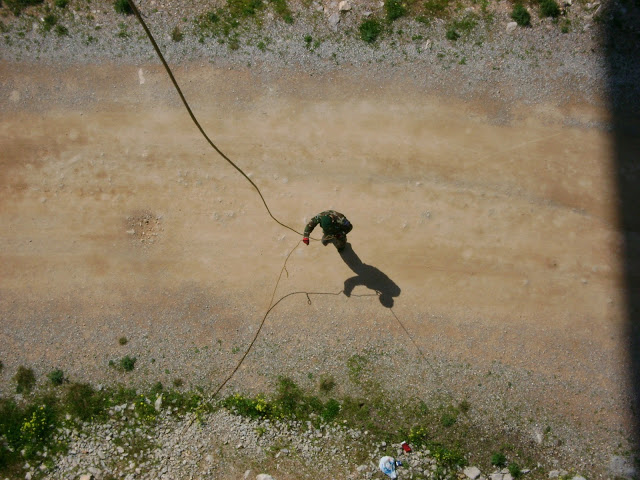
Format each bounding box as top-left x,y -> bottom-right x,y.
302,237 -> 310,245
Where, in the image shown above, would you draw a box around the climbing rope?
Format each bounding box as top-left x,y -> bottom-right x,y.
125,0 -> 449,415
125,0 -> 305,238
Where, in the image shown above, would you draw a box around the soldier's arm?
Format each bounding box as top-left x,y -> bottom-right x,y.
304,215 -> 321,238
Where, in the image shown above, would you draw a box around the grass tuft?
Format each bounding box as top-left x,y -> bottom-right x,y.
511,3 -> 531,26
14,366 -> 36,394
359,18 -> 382,43
539,0 -> 560,17
48,369 -> 65,386
114,0 -> 133,15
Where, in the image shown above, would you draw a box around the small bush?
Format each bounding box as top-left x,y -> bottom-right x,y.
171,25 -> 183,41
227,0 -> 264,18
359,19 -> 382,43
269,0 -> 293,23
48,369 -> 65,386
321,398 -> 340,422
539,0 -> 560,17
509,462 -> 522,478
423,0 -> 450,17
0,360 -> 3,373
55,24 -> 68,36
64,383 -> 105,421
42,14 -> 58,31
14,366 -> 36,394
491,452 -> 507,467
55,0 -> 68,8
120,355 -> 137,372
118,336 -> 128,345
385,0 -> 407,21
441,411 -> 457,427
511,3 -> 531,26
319,376 -> 336,393
114,0 -> 133,15
5,0 -> 44,16
445,27 -> 460,40
173,378 -> 184,388
459,400 -> 471,413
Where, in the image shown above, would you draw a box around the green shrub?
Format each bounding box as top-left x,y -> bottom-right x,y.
48,369 -> 65,386
227,0 -> 264,18
508,462 -> 522,478
114,0 -> 133,15
173,378 -> 184,388
14,366 -> 36,394
423,0 -> 450,17
451,14 -> 477,34
55,24 -> 68,36
445,26 -> 459,40
385,0 -> 407,21
359,19 -> 382,43
511,3 -> 530,26
441,411 -> 457,427
0,360 -> 3,373
120,355 -> 137,372
491,452 -> 507,467
64,383 -> 105,421
5,0 -> 44,16
539,0 -> 560,17
54,0 -> 68,8
42,13 -> 58,31
321,398 -> 340,422
171,25 -> 183,41
319,376 -> 336,393
269,0 -> 293,23
118,336 -> 128,345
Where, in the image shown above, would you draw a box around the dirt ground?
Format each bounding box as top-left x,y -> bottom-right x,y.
0,62 -> 634,472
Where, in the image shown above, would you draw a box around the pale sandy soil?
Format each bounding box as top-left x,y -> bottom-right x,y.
0,61 -> 635,476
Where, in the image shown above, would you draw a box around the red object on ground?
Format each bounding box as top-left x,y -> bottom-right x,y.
401,441 -> 412,453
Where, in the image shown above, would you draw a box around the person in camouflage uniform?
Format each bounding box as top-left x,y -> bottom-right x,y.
302,210 -> 353,251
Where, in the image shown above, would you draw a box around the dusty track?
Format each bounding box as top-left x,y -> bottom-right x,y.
0,62 -> 632,474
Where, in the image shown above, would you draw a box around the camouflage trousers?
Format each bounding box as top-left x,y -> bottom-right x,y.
321,233 -> 347,251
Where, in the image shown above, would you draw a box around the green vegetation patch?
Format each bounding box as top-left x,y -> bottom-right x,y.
4,0 -> 43,16
385,0 -> 408,21
114,0 -> 133,15
359,18 -> 382,43
423,0 -> 452,18
511,3 -> 531,26
539,0 -> 560,17
13,366 -> 36,394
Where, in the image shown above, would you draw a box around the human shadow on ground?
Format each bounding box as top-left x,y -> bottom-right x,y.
338,243 -> 401,308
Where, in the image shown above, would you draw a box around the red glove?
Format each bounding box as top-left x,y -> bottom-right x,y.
302,237 -> 309,245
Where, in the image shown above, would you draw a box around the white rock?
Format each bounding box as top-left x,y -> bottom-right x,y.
609,456 -> 637,479
256,475 -> 275,480
328,12 -> 340,29
154,394 -> 163,412
244,470 -> 251,479
491,474 -> 504,480
78,475 -> 94,480
506,21 -> 518,33
548,471 -> 560,478
464,467 -> 482,480
571,477 -> 586,480
338,0 -> 351,10
423,39 -> 432,50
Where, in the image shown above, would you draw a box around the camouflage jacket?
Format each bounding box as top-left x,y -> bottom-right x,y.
304,210 -> 353,237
